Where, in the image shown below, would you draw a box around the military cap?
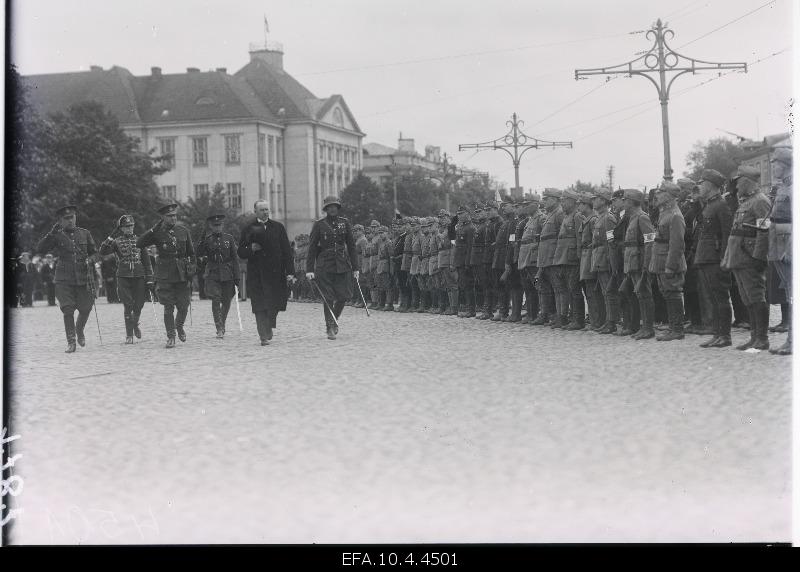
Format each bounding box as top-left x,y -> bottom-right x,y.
206,214 -> 225,223
378,225 -> 388,232
322,195 -> 342,210
562,189 -> 580,201
698,170 -> 725,188
577,192 -> 594,205
157,203 -> 179,215
676,176 -> 699,191
421,217 -> 432,227
623,188 -> 645,202
485,200 -> 498,210
55,205 -> 78,217
353,224 -> 364,232
592,188 -> 613,202
370,219 -> 380,228
771,145 -> 792,165
731,165 -> 761,183
118,214 -> 135,227
456,204 -> 468,214
410,217 -> 421,225
542,188 -> 562,199
656,180 -> 681,198
612,189 -> 625,199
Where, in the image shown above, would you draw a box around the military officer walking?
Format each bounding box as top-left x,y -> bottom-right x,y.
137,203 -> 196,348
36,205 -> 99,353
99,214 -> 154,344
196,214 -> 240,338
305,195 -> 359,340
721,165 -> 772,350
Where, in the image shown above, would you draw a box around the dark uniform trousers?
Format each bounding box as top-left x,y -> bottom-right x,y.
541,267 -> 562,319
554,265 -> 582,323
205,278 -> 236,329
697,264 -> 732,337
156,281 -> 191,335
597,271 -> 621,324
117,276 -> 147,336
520,266 -> 539,322
657,272 -> 685,301
457,267 -> 475,312
582,278 -> 604,328
732,262 -> 767,306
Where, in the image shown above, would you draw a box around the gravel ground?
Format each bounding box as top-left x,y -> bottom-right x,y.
4,297 -> 792,544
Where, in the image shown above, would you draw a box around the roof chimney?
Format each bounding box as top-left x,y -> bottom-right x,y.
187,67 -> 200,73
216,67 -> 227,74
151,66 -> 162,78
90,65 -> 103,72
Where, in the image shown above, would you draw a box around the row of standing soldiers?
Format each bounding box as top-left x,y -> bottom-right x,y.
306,155 -> 790,354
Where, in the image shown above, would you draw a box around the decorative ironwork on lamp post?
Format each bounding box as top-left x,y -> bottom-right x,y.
574,18 -> 747,181
459,113 -> 572,196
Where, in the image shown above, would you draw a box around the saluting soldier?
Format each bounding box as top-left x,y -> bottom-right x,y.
305,196 -> 359,340
591,188 -> 620,333
649,181 -> 687,341
196,214 -> 240,338
99,214 -> 154,344
553,190 -> 584,329
721,165 -> 772,350
36,205 -> 99,353
536,189 -> 564,327
577,193 -> 604,331
137,203 -> 196,348
768,144 -> 792,355
693,170 -> 734,348
620,189 -> 656,339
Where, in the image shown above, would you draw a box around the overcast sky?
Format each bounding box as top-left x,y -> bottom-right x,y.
11,0 -> 795,191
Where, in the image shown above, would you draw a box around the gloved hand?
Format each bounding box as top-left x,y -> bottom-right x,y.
150,219 -> 163,233
306,272 -> 315,280
49,222 -> 62,235
353,270 -> 360,280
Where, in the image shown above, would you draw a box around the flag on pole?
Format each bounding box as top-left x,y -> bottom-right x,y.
264,15 -> 270,33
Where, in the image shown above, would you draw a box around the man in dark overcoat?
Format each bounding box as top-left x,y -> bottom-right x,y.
237,200 -> 293,345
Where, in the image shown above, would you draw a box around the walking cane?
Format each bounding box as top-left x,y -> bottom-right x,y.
148,285 -> 159,332
354,278 -> 371,317
310,279 -> 339,328
234,284 -> 244,332
86,260 -> 103,345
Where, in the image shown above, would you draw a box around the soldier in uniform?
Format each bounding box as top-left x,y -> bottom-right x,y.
721,165 -> 772,350
305,196 -> 359,340
469,205 -> 488,318
99,214 -> 154,344
479,202 -> 499,320
518,195 -> 543,325
36,205 -> 99,353
364,221 -> 379,309
553,190 -> 584,329
591,189 -> 620,333
196,214 -> 240,338
453,205 -> 476,317
374,225 -> 391,311
620,189 -> 656,339
490,202 -> 513,321
577,193 -> 604,331
611,189 -> 641,336
101,253 -> 119,304
435,209 -> 458,315
536,189 -> 564,327
389,218 -> 407,312
406,218 -> 421,312
768,144 -> 792,355
424,217 -> 440,314
398,217 -> 415,312
693,170 -> 734,348
503,200 -> 528,322
417,217 -> 432,313
351,225 -> 366,306
649,181 -> 687,341
137,203 -> 196,348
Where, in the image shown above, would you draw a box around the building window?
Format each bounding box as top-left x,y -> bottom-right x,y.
258,134 -> 266,166
336,147 -> 342,163
268,135 -> 275,167
193,184 -> 209,198
259,181 -> 265,199
319,143 -> 325,161
226,183 -> 242,210
159,138 -> 176,170
276,137 -> 283,167
224,135 -> 241,164
277,183 -> 282,204
161,185 -> 177,200
192,137 -> 208,166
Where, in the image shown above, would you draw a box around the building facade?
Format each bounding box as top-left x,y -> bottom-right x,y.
22,41 -> 364,239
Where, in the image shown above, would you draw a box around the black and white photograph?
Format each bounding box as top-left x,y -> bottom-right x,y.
2,0 -> 797,549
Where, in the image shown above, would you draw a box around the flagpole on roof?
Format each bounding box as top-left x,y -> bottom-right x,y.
263,15 -> 269,46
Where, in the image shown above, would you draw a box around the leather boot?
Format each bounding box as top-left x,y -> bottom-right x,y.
770,326 -> 791,355
736,305 -> 757,350
132,310 -> 142,339
64,313 -> 77,353
632,297 -> 655,339
416,291 -> 428,313
751,301 -> 770,350
76,312 -> 89,347
657,298 -> 685,341
615,300 -> 633,336
507,289 -> 523,322
445,291 -> 458,315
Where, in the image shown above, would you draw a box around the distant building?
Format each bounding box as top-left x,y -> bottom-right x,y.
738,132 -> 791,191
22,39 -> 364,239
362,134 -> 487,190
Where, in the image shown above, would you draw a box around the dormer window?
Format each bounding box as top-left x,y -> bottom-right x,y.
196,96 -> 216,105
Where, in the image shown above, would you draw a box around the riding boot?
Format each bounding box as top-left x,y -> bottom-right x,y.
64,313 -> 77,353
76,311 -> 89,346
507,289 -> 523,322
735,305 -> 758,350
633,297 -> 655,339
657,298 -> 685,341
751,301 -> 770,350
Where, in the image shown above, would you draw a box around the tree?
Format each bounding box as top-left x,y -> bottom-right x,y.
10,81 -> 169,252
573,180 -> 600,194
179,183 -> 242,242
340,174 -> 390,225
684,137 -> 744,181
392,176 -> 443,218
449,177 -> 495,209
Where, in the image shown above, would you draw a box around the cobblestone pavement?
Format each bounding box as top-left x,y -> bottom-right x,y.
4,297 -> 792,544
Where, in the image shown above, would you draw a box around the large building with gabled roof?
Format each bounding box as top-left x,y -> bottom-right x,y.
22,41 -> 365,239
